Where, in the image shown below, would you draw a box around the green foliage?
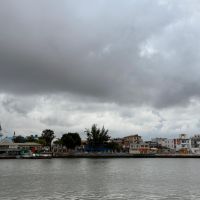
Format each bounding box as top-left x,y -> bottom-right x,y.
85,124 -> 110,147
105,142 -> 122,152
61,133 -> 81,149
53,138 -> 62,145
37,138 -> 46,146
13,135 -> 26,143
26,135 -> 38,142
40,129 -> 55,150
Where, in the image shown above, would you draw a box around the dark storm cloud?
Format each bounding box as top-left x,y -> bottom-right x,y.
1,0 -> 200,108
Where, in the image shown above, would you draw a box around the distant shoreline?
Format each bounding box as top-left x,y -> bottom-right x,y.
53,153 -> 200,159
1,153 -> 200,159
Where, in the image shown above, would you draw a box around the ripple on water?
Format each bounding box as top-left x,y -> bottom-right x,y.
0,159 -> 200,200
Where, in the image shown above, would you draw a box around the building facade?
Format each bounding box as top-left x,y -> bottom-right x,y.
123,134 -> 143,149
174,134 -> 191,154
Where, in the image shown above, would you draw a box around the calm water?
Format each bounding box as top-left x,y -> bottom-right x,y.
0,158 -> 200,200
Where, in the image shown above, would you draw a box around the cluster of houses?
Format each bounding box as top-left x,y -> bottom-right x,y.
0,137 -> 43,157
0,125 -> 49,158
111,133 -> 200,155
2,123 -> 200,156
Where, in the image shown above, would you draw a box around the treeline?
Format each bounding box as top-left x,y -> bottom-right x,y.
13,124 -> 121,152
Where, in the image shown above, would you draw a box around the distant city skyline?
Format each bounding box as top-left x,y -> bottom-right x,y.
1,1 -> 200,138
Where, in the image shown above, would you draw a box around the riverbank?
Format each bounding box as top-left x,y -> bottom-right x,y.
0,155 -> 52,159
53,153 -> 200,158
2,153 -> 200,159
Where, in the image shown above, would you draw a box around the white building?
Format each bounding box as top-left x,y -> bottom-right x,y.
163,139 -> 175,150
151,138 -> 167,147
175,134 -> 191,152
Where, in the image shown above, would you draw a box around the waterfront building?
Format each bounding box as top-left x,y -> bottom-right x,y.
0,138 -> 42,157
151,138 -> 167,147
129,141 -> 150,154
190,135 -> 200,154
123,134 -> 143,150
190,135 -> 200,148
174,134 -> 191,154
123,134 -> 143,143
145,141 -> 161,148
164,139 -> 175,150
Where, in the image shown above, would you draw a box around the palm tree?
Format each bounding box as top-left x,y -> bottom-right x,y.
85,124 -> 110,148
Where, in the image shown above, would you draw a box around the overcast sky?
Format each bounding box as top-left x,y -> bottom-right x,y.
1,0 -> 200,139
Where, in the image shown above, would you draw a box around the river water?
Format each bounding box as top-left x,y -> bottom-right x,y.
0,158 -> 200,200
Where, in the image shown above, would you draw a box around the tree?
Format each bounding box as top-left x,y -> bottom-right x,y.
85,124 -> 110,148
105,142 -> 122,152
61,133 -> 81,149
53,138 -> 62,145
13,135 -> 26,143
26,135 -> 38,143
37,138 -> 46,146
40,129 -> 55,151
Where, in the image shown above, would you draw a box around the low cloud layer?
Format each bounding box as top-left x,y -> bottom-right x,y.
1,1 -> 200,137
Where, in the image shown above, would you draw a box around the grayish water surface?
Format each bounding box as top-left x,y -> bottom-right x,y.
0,158 -> 200,200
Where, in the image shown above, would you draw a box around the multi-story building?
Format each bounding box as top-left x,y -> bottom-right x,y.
174,134 -> 191,153
129,141 -> 150,154
151,138 -> 167,147
145,141 -> 161,148
123,134 -> 143,150
123,134 -> 143,143
164,139 -> 175,150
190,135 -> 200,154
190,135 -> 200,148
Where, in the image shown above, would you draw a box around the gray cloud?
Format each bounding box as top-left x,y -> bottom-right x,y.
1,95 -> 37,115
1,0 -> 200,108
1,1 -> 200,137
